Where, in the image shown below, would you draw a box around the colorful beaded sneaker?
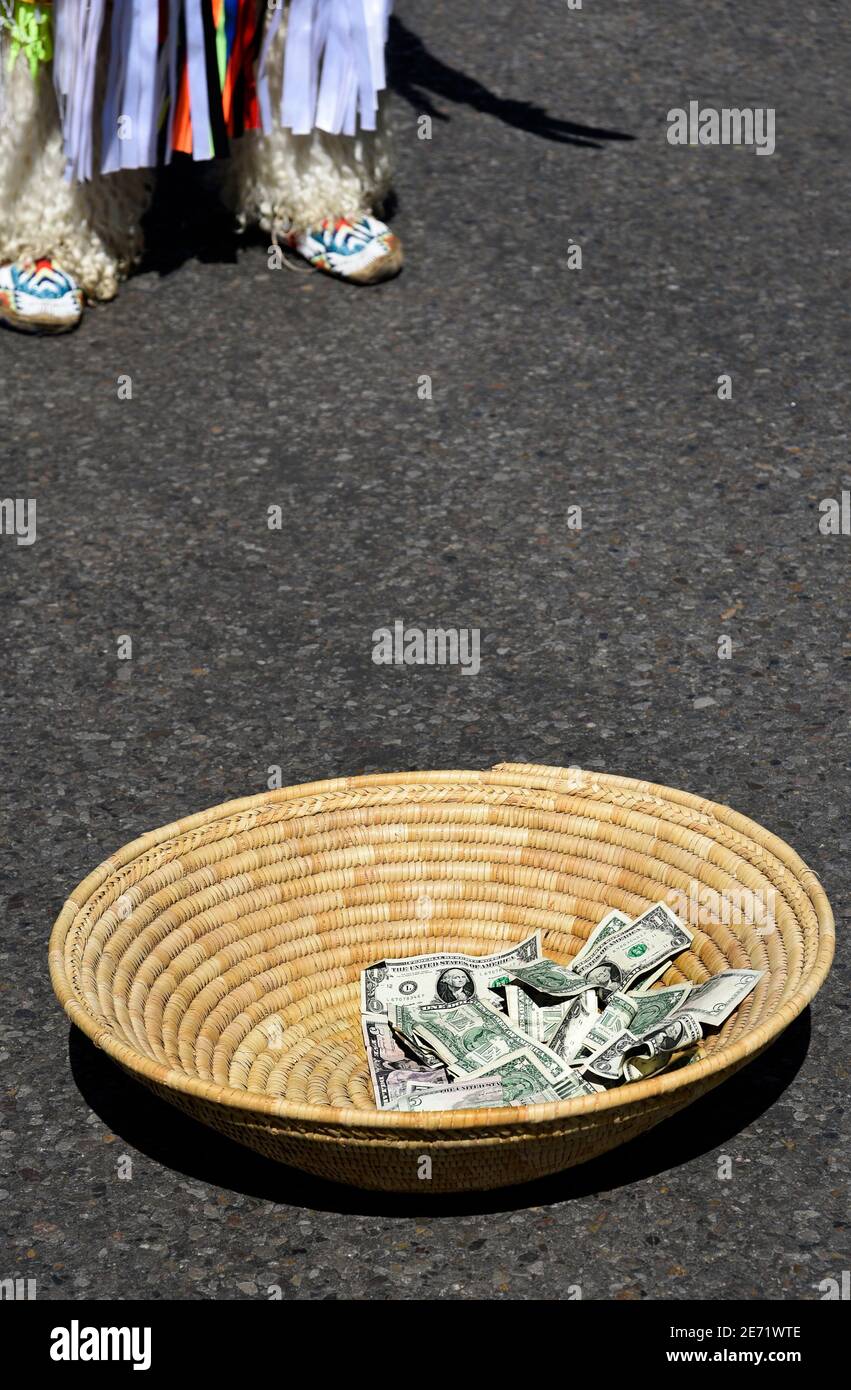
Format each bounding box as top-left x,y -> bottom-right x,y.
0,258 -> 84,334
287,214 -> 403,284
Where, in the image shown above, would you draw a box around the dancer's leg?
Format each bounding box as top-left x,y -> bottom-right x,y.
0,51 -> 151,327
226,22 -> 399,284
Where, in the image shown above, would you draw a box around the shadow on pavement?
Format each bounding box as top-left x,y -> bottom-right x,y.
139,158 -> 240,280
136,15 -> 635,280
68,1009 -> 809,1217
387,15 -> 635,148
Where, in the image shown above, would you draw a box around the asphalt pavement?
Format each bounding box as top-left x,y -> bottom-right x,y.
1,1 -> 849,1300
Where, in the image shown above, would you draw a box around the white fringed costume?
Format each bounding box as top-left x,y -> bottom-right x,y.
0,1 -> 393,300
225,19 -> 392,254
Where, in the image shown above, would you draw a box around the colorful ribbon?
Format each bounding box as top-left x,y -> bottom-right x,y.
23,0 -> 392,181
1,1 -> 53,80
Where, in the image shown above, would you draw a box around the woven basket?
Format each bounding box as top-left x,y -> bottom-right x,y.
49,764 -> 834,1193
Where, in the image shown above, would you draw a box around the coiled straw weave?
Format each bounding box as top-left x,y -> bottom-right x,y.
49,765 -> 834,1193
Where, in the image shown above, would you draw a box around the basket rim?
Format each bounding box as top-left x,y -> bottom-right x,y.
48,764 -> 835,1134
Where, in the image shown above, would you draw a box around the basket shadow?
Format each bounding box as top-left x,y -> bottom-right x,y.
67,1011 -> 809,1217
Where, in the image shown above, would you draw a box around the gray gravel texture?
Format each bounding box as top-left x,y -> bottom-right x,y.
1,0 -> 849,1301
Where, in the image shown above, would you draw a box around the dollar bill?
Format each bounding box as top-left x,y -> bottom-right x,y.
503,909 -> 632,1043
634,1013 -> 704,1059
583,1010 -> 704,1082
624,970 -> 761,1077
360,921 -> 758,1108
505,983 -> 572,1044
391,994 -> 577,1087
466,1047 -> 598,1102
574,991 -> 638,1057
581,1028 -> 647,1082
548,989 -> 600,1062
631,959 -> 675,990
575,899 -> 692,983
576,983 -> 692,1062
614,981 -> 693,1034
398,1029 -> 445,1067
575,895 -> 695,984
396,1071 -> 452,1091
360,931 -> 542,1016
570,908 -> 632,970
625,1048 -> 697,1082
508,902 -> 692,1000
505,982 -> 535,1037
582,970 -> 762,1082
361,1015 -> 449,1108
505,958 -> 590,1001
671,969 -> 763,1024
395,1078 -> 504,1111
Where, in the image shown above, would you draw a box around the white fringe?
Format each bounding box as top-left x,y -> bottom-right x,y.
0,18 -> 393,296
0,33 -> 150,298
231,2 -> 393,236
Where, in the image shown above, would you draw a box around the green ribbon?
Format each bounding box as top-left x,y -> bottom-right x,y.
1,2 -> 53,80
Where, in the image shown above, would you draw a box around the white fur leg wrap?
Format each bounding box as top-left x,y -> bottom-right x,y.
227,17 -> 393,237
228,100 -> 393,237
0,53 -> 151,300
